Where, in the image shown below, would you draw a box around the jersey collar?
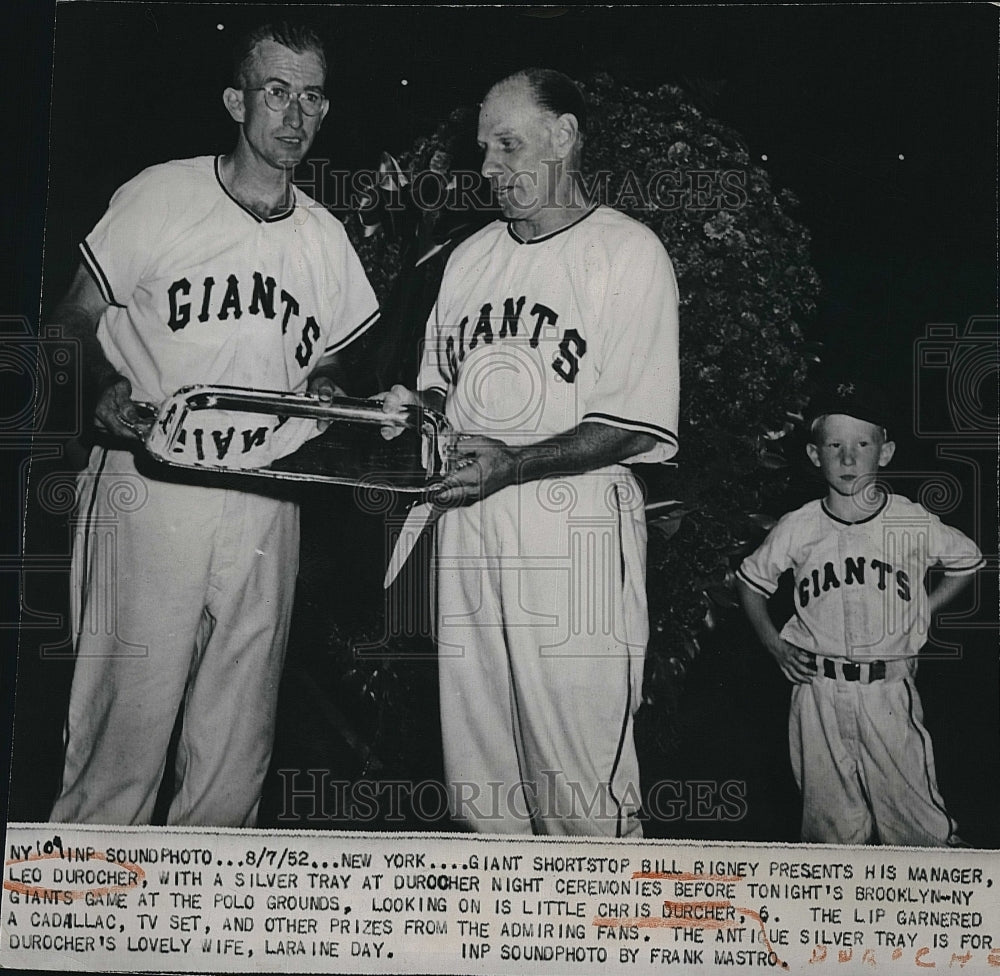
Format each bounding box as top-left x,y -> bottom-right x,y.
821,492 -> 890,526
214,156 -> 296,224
506,205 -> 598,245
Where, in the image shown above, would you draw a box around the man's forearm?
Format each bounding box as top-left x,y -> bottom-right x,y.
434,421 -> 660,506
56,303 -> 122,395
506,423 -> 657,485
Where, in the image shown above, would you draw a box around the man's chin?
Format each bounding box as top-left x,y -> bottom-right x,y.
498,201 -> 520,221
498,194 -> 539,221
272,146 -> 308,169
266,158 -> 302,176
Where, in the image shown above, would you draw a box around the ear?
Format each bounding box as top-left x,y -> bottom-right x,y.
223,87 -> 245,124
551,112 -> 579,160
317,98 -> 330,127
878,439 -> 896,468
806,443 -> 821,468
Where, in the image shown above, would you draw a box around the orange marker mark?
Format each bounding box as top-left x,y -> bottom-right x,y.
632,871 -> 743,882
3,850 -> 144,902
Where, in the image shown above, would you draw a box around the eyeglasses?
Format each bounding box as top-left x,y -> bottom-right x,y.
244,85 -> 326,116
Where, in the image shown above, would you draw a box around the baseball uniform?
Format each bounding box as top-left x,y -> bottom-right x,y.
51,156 -> 378,826
738,493 -> 984,845
417,206 -> 680,836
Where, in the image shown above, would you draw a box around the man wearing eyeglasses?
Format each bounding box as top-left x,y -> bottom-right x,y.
48,22 -> 378,827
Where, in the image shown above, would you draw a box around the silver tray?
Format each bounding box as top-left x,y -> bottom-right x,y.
143,385 -> 458,492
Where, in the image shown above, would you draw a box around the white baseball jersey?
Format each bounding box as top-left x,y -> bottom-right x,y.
81,155 -> 378,465
738,493 -> 984,659
417,205 -> 679,459
52,156 -> 378,827
418,207 -> 680,837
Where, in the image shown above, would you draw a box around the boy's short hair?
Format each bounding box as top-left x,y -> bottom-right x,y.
805,378 -> 891,443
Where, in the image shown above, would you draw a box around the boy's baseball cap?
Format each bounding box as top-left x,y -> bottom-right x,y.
805,377 -> 892,433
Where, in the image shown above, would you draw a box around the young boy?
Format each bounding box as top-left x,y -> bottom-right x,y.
737,381 -> 984,846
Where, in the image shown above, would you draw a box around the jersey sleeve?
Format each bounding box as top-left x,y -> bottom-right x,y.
582,226 -> 680,464
80,167 -> 171,307
929,513 -> 986,575
415,299 -> 450,399
737,514 -> 798,597
321,226 -> 380,356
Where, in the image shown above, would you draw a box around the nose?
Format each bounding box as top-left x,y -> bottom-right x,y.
283,97 -> 303,128
839,445 -> 856,465
481,150 -> 502,180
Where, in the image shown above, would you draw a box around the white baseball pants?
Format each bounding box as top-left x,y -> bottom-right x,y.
435,468 -> 647,837
790,665 -> 957,846
50,447 -> 298,827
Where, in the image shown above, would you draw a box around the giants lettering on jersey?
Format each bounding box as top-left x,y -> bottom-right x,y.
166,272 -> 322,368
797,556 -> 912,607
444,296 -> 587,385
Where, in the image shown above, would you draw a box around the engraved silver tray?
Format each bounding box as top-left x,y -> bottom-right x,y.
143,385 -> 457,492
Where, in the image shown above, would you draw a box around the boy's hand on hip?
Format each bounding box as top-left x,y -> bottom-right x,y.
768,639 -> 818,684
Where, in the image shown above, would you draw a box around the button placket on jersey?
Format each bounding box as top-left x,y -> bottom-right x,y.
235,224 -> 282,388
839,524 -> 863,658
